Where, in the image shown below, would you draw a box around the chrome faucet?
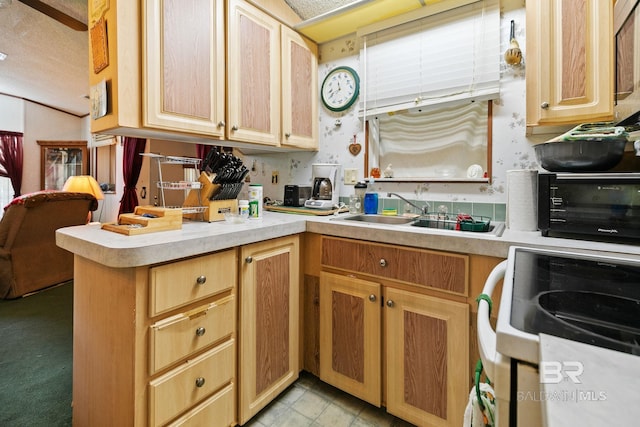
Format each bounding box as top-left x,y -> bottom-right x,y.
387,193 -> 430,215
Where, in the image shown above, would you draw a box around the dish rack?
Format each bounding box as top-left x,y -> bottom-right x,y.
415,213 -> 492,232
141,153 -> 208,216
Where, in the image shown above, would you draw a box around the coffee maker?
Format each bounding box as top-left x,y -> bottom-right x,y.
304,163 -> 340,210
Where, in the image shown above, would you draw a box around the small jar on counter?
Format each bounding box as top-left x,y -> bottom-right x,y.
238,199 -> 249,218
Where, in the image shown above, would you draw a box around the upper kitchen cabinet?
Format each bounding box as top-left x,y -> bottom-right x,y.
227,0 -> 318,149
227,0 -> 281,146
88,0 -> 225,140
143,0 -> 226,137
281,26 -> 318,149
88,1 -> 141,136
89,0 -> 317,150
526,0 -> 614,132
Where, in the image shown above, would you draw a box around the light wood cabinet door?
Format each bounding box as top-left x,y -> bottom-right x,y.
143,0 -> 225,136
319,271 -> 382,407
385,288 -> 469,427
227,0 -> 281,146
238,236 -> 300,424
526,0 -> 613,129
281,26 -> 318,150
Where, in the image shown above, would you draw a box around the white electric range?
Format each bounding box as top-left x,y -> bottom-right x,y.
477,246 -> 640,426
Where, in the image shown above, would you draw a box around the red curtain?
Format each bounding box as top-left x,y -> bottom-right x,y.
118,137 -> 147,215
0,132 -> 24,198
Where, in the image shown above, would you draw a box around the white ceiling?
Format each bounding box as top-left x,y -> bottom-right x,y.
0,0 -> 350,118
0,0 -> 88,117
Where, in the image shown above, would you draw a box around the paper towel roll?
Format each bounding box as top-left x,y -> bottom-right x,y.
507,170 -> 538,231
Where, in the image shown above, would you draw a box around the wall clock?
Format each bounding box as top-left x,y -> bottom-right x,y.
321,66 -> 360,112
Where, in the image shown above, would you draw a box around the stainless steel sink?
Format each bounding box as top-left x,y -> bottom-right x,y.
337,214 -> 417,225
333,214 -> 505,237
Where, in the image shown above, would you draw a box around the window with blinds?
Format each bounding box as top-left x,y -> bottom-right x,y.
359,0 -> 500,117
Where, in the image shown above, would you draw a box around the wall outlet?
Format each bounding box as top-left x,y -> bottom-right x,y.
344,168 -> 358,185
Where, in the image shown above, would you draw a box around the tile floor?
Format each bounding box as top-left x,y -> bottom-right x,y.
244,371 -> 416,427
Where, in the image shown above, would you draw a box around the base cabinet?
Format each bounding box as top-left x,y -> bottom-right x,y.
385,288 -> 468,427
72,249 -> 237,427
318,236 -> 470,427
319,271 -> 381,406
238,235 -> 300,424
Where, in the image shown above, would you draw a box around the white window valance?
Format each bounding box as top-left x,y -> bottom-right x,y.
359,0 -> 500,117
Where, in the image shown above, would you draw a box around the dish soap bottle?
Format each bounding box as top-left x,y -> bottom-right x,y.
363,178 -> 378,214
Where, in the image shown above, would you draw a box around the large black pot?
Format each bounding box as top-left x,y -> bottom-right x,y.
534,138 -> 627,172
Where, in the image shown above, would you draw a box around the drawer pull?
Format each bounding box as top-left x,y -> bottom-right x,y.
368,294 -> 377,302
195,377 -> 206,388
386,299 -> 395,308
195,327 -> 206,337
379,258 -> 387,267
196,275 -> 207,285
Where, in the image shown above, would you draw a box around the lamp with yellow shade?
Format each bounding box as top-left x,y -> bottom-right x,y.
62,175 -> 104,222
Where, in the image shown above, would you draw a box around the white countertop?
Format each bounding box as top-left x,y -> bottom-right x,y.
539,333 -> 640,427
56,211 -> 640,268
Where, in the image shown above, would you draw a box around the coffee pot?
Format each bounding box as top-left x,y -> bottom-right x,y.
313,177 -> 333,200
305,163 -> 340,209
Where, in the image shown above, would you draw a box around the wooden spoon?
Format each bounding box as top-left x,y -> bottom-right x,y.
504,20 -> 522,66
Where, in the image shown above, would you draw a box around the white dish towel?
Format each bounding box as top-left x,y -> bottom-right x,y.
463,382 -> 496,427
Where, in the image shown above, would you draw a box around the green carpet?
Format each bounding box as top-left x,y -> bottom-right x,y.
0,282 -> 73,427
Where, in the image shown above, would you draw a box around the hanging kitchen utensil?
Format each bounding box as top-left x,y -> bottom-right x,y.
504,20 -> 522,66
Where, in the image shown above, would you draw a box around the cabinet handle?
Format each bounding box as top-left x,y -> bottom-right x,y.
195,377 -> 206,388
379,258 -> 387,267
196,275 -> 206,285
540,102 -> 549,109
217,121 -> 226,128
368,294 -> 377,302
386,299 -> 395,308
285,132 -> 291,138
232,125 -> 239,131
195,327 -> 206,337
245,256 -> 253,264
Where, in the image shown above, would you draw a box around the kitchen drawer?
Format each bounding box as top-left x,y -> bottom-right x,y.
149,339 -> 235,427
149,295 -> 235,374
150,249 -> 237,316
167,383 -> 235,427
321,236 -> 468,295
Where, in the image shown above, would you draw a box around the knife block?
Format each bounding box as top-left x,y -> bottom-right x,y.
205,199 -> 238,222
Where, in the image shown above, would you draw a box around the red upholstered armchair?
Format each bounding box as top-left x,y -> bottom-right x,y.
0,191 -> 98,299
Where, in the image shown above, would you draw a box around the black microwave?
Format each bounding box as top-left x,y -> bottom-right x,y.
538,173 -> 640,242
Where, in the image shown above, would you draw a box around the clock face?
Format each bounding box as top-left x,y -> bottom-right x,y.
321,66 -> 360,112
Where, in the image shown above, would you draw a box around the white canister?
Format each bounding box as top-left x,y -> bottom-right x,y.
238,199 -> 249,218
248,184 -> 263,219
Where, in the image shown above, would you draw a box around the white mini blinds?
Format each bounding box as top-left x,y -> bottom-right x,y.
359,0 -> 500,117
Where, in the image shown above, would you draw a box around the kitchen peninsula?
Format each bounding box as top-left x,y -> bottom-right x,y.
57,212 -> 640,426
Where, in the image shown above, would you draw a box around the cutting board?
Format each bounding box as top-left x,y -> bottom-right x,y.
101,206 -> 183,235
265,205 -> 348,216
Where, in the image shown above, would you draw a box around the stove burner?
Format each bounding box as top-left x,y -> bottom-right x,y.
510,249 -> 640,356
530,290 -> 640,355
